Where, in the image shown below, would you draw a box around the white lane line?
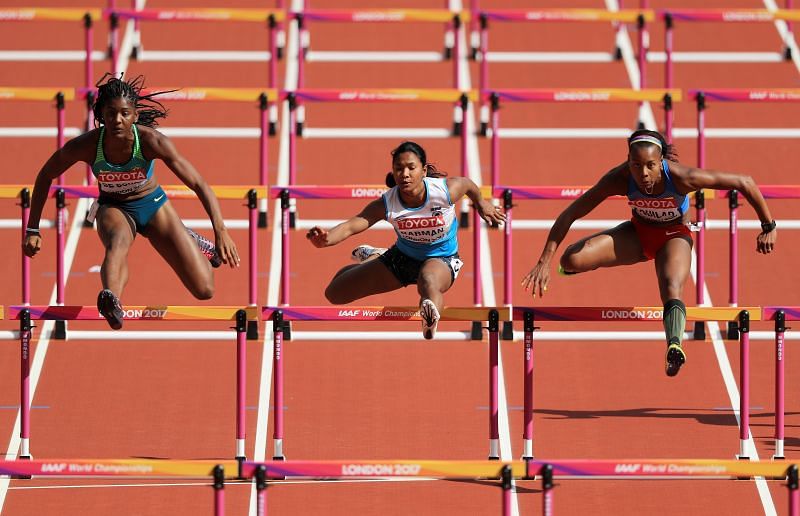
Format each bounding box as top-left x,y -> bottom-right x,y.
247,0 -> 302,512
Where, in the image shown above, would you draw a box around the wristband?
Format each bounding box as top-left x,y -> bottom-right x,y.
25,228 -> 40,235
760,220 -> 777,233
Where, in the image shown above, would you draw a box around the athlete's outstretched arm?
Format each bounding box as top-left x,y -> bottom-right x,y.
307,199 -> 385,248
144,130 -> 240,267
521,165 -> 626,297
446,177 -> 506,225
23,133 -> 93,257
672,163 -> 776,254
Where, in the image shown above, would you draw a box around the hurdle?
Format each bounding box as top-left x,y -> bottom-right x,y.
0,88 -> 74,182
660,7 -> 799,91
105,7 -> 285,88
692,89 -> 800,338
262,306 -> 510,460
284,88 -> 479,236
483,88 -> 681,187
7,305 -> 258,461
75,87 -> 278,225
294,8 -> 468,89
475,9 -> 655,124
271,183 -> 485,310
512,306 -> 761,460
0,9 -> 100,90
20,184 -> 265,339
0,459 -> 235,514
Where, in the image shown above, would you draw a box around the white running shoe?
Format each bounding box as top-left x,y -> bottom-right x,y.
420,299 -> 440,340
351,244 -> 387,263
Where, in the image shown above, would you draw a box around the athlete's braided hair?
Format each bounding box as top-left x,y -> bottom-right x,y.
385,141 -> 447,187
92,73 -> 175,128
628,129 -> 679,162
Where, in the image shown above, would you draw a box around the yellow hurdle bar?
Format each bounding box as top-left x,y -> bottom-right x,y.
8,306 -> 259,321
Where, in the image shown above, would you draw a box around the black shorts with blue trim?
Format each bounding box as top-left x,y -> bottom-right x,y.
377,245 -> 464,287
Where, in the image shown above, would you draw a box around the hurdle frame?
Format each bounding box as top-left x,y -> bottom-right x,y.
661,7 -> 800,92
9,306 -> 257,461
263,306 -> 509,460
294,8 -> 468,90
104,7 -> 285,89
691,89 -> 800,339
513,306 -> 761,460
0,9 -> 99,90
25,185 -> 265,339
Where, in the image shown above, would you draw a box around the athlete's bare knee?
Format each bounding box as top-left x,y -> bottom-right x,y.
560,249 -> 585,272
190,282 -> 215,300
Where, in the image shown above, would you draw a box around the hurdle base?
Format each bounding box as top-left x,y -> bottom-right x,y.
258,210 -> 268,229
693,321 -> 706,340
501,321 -> 514,341
470,321 -> 483,340
459,211 -> 469,229
53,320 -> 67,340
12,454 -> 32,480
726,321 -> 739,340
247,320 -> 259,340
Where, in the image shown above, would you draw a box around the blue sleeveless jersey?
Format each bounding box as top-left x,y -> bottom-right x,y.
91,125 -> 155,195
627,160 -> 689,224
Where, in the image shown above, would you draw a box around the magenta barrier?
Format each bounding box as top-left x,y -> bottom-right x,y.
105,7 -> 285,88
692,89 -> 800,338
661,6 -> 799,91
10,307 -> 254,462
0,9 -> 97,90
271,181 -> 484,311
262,306 -> 504,460
30,185 -> 264,334
512,306 -> 756,459
294,9 -> 465,89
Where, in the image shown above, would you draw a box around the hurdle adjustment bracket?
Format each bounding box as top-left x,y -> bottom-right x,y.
470,321 -> 482,340
501,321 -> 513,340
693,321 -> 705,340
53,320 -> 67,340
727,321 -> 739,340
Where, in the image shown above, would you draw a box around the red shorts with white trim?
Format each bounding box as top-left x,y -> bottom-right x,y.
631,217 -> 693,260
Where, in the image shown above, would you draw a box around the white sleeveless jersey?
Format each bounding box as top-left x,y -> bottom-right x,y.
382,177 -> 458,260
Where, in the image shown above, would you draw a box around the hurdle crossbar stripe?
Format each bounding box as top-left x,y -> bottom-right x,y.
485,88 -> 682,103
492,186 -> 713,200
263,306 -> 509,321
74,87 -> 280,103
0,8 -> 101,21
241,460 -> 523,479
299,9 -> 468,23
481,9 -> 654,23
0,459 -> 238,477
0,88 -> 75,101
108,8 -> 286,23
764,307 -> 800,321
512,306 -> 761,322
289,88 -> 478,103
690,89 -> 800,102
759,186 -> 800,199
40,184 -> 269,200
270,185 -> 387,199
8,306 -> 258,321
238,458 -> 798,479
660,9 -> 778,22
